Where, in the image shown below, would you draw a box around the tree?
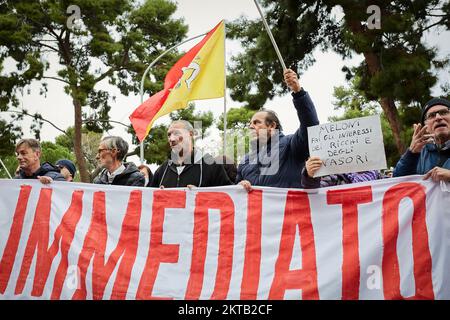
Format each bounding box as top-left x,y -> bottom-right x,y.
130,104 -> 215,165
55,126 -> 103,180
227,0 -> 450,158
330,76 -> 422,167
217,107 -> 256,131
0,118 -> 22,156
0,0 -> 187,182
40,141 -> 75,164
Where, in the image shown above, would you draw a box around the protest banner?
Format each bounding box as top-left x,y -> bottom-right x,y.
307,115 -> 387,177
0,177 -> 449,300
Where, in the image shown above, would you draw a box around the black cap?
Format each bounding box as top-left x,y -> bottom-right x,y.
421,97 -> 450,124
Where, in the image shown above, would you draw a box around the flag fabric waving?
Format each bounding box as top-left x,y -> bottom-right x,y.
130,21 -> 225,142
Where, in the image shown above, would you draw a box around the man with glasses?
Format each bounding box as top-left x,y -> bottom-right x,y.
393,97 -> 450,182
93,136 -> 145,186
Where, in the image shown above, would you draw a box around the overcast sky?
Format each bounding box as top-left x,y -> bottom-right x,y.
2,0 -> 449,165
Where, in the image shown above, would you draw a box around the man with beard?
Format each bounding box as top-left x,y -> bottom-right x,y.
237,68 -> 319,191
150,120 -> 232,188
394,98 -> 450,182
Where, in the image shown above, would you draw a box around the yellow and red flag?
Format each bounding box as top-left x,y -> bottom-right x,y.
130,21 -> 225,142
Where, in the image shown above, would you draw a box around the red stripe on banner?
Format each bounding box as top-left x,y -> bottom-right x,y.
73,190 -> 142,300
185,192 -> 235,300
240,190 -> 263,299
0,185 -> 32,294
13,190 -> 84,298
327,186 -> 373,300
136,190 -> 186,300
15,188 -> 53,295
269,191 -> 319,300
51,191 -> 84,299
382,182 -> 434,300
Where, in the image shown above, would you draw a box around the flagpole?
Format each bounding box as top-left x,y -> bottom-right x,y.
139,32 -> 208,164
0,158 -> 12,179
223,21 -> 227,157
253,0 -> 287,71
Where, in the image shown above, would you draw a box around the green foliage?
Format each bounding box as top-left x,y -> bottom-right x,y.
54,126 -> 102,173
0,0 -> 188,180
228,0 -> 449,157
0,119 -> 22,156
228,0 -> 448,106
55,127 -> 75,150
217,107 -> 256,131
0,155 -> 18,179
40,141 -> 75,165
331,77 -> 421,167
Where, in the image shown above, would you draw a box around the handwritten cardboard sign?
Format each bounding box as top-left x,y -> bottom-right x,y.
307,115 -> 387,177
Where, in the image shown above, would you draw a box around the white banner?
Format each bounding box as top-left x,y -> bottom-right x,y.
308,115 -> 387,177
0,176 -> 449,300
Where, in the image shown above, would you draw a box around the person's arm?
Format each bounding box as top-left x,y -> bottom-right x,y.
393,149 -> 420,177
283,69 -> 319,160
301,157 -> 322,188
301,167 -> 320,189
43,172 -> 66,182
393,123 -> 430,177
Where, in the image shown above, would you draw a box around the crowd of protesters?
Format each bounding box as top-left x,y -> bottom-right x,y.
10,69 -> 450,189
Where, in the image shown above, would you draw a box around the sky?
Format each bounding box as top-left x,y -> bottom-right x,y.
2,0 -> 449,166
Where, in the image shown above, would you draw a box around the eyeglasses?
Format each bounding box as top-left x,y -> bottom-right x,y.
425,108 -> 450,121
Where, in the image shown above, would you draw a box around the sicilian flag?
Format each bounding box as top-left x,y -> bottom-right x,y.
130,21 -> 225,142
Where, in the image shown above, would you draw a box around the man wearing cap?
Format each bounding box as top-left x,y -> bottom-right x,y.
56,159 -> 77,182
393,97 -> 450,182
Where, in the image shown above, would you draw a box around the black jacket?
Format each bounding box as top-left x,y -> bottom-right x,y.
14,162 -> 66,181
151,153 -> 232,188
93,162 -> 145,187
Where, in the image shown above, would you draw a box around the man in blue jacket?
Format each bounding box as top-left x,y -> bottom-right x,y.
14,138 -> 66,184
393,97 -> 450,182
237,68 -> 319,191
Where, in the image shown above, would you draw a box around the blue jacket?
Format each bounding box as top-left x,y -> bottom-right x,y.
14,162 -> 66,181
236,89 -> 319,188
393,141 -> 450,177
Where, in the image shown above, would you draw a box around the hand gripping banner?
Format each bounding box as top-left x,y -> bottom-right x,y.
0,176 -> 449,300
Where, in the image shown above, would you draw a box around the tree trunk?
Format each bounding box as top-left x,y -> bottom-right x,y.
361,53 -> 406,155
73,97 -> 90,182
345,19 -> 407,155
